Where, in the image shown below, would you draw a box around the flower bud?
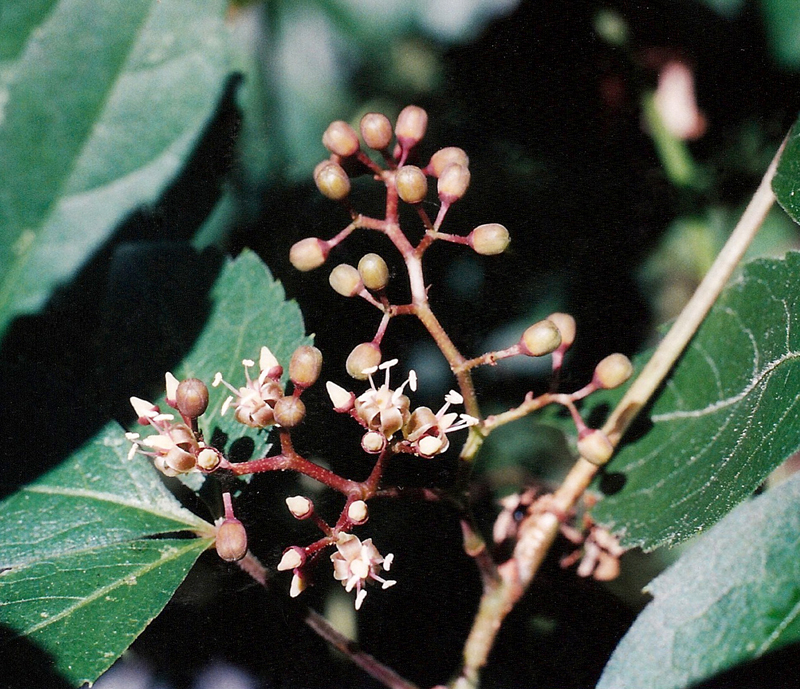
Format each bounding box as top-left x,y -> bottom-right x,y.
469,223 -> 510,256
277,546 -> 306,571
286,495 -> 313,519
196,447 -> 221,472
348,500 -> 369,524
360,112 -> 393,150
395,165 -> 428,204
593,353 -> 633,389
357,253 -> 390,291
175,378 -> 209,419
290,572 -> 307,598
437,163 -> 470,203
362,430 -> 385,453
346,342 -> 382,379
329,264 -> 363,297
289,345 -> 323,389
322,120 -> 360,157
520,320 -> 562,357
314,161 -> 351,200
216,518 -> 248,562
428,147 -> 469,177
577,429 -> 615,466
165,372 -> 179,405
290,237 -> 329,271
395,105 -> 428,148
273,396 -> 306,428
547,312 -> 576,349
326,381 -> 355,412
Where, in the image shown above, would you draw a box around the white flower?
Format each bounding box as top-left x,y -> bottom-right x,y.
405,390 -> 479,457
212,346 -> 284,428
353,359 -> 416,440
330,534 -> 396,610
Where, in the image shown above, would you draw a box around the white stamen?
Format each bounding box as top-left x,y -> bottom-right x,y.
445,390 -> 464,404
408,370 -> 418,392
125,432 -> 140,441
242,358 -> 255,367
355,589 -> 368,610
127,443 -> 139,460
212,372 -> 223,387
221,395 -> 234,416
383,553 -> 394,571
153,413 -> 175,422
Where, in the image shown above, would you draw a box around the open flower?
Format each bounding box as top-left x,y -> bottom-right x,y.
126,396 -> 201,476
405,390 -> 479,457
330,533 -> 396,610
351,359 -> 416,448
212,346 -> 284,428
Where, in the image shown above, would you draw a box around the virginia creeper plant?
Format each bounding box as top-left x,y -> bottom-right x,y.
3,3 -> 800,689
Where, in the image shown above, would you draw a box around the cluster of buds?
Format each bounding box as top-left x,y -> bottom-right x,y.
327,359 -> 479,457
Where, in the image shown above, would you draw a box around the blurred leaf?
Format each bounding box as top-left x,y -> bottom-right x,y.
774,119 -> 800,224
761,0 -> 800,69
0,0 -> 231,337
597,472 -> 800,689
0,423 -> 214,687
167,249 -> 311,450
590,253 -> 800,550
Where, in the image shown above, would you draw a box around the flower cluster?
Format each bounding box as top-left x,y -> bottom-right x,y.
327,359 -> 478,456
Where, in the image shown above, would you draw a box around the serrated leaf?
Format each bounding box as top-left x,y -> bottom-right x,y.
0,0 -> 231,337
597,473 -> 800,689
168,249 -> 311,448
591,253 -> 800,549
774,119 -> 800,224
0,423 -> 214,686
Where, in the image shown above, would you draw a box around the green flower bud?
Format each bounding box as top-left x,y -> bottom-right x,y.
395,165 -> 428,204
358,253 -> 390,291
469,223 -> 510,255
314,161 -> 351,200
395,105 -> 428,148
577,429 -> 614,466
437,163 -> 470,203
290,237 -> 329,272
329,264 -> 363,297
547,312 -> 576,349
594,353 -> 633,389
216,518 -> 248,562
289,345 -> 323,389
175,378 -> 209,419
322,120 -> 360,157
273,396 -> 306,428
346,342 -> 382,379
520,320 -> 562,357
428,147 -> 469,177
360,112 -> 393,150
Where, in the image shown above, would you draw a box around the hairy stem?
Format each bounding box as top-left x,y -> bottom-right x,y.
451,134 -> 785,688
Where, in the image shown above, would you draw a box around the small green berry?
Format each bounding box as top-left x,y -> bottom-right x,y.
428,147 -> 469,177
577,429 -> 614,466
520,320 -> 562,357
322,120 -> 360,157
437,163 -> 471,203
395,165 -> 428,204
594,353 -> 633,389
329,264 -> 363,297
289,345 -> 323,389
358,253 -> 390,291
290,237 -> 329,272
469,223 -> 510,255
314,161 -> 351,200
346,342 -> 382,379
360,112 -> 393,150
395,105 -> 428,148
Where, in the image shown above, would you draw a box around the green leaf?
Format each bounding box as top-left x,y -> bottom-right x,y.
168,249 -> 311,448
0,0 -> 231,337
0,423 -> 214,686
591,253 -> 800,549
597,473 -> 800,689
761,0 -> 800,69
773,119 -> 800,224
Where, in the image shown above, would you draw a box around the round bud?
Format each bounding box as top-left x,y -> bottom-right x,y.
273,396 -> 306,428
395,165 -> 428,204
348,500 -> 369,524
362,430 -> 385,453
346,342 -> 382,379
428,147 -> 469,177
216,518 -> 248,562
395,105 -> 428,148
329,264 -> 363,297
289,345 -> 323,388
322,120 -> 360,157
520,320 -> 562,357
196,447 -> 221,472
437,163 -> 471,203
594,353 -> 633,389
357,253 -> 390,291
314,161 -> 351,200
285,495 -> 313,519
577,429 -> 615,466
469,223 -> 510,256
290,237 -> 329,272
547,312 -> 576,349
175,378 -> 209,419
360,112 -> 393,150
